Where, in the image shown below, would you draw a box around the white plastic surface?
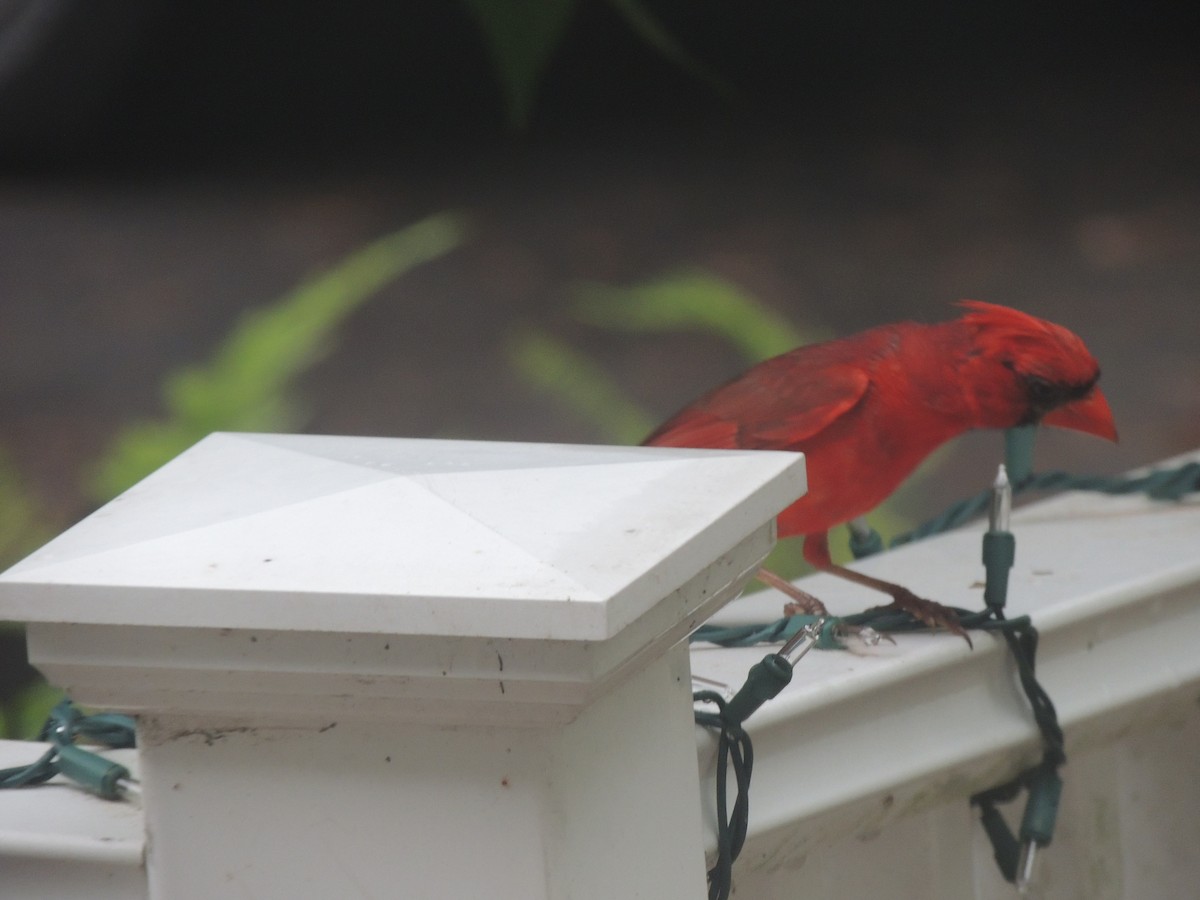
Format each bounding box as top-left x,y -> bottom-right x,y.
0,433 -> 807,641
133,645 -> 709,900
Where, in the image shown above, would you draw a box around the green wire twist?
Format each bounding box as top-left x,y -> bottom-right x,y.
0,699 -> 137,798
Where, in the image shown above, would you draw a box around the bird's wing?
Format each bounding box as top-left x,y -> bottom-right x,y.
645,360 -> 870,451
735,362 -> 870,447
642,411 -> 741,448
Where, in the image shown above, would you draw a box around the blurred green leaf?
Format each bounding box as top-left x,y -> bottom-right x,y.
2,677 -> 61,741
509,269 -> 822,444
466,0 -> 730,128
88,212 -> 469,501
0,452 -> 58,739
507,328 -> 657,444
605,0 -> 735,99
464,0 -> 577,128
0,449 -> 55,570
572,270 -> 825,362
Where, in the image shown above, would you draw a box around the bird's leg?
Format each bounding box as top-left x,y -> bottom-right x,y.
754,567 -> 828,617
799,532 -> 971,645
756,567 -> 893,645
824,563 -> 972,647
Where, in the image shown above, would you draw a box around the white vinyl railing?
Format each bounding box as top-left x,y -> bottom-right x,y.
1,435 -> 1197,900
693,455 -> 1200,898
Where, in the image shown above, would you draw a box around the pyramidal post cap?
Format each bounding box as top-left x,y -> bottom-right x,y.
0,433 -> 807,644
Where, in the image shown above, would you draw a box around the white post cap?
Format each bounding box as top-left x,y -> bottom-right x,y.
2,433 -> 806,723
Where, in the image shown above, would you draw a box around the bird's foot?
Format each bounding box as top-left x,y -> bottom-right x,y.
879,587 -> 973,648
758,568 -> 896,647
755,567 -> 829,617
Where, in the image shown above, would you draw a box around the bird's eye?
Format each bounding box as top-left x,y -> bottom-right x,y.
1026,376 -> 1057,404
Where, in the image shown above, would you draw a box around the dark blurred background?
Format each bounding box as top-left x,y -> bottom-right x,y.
1,1 -> 1198,724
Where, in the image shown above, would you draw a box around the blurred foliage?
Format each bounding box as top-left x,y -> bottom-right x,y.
509,269 -> 814,449
0,451 -> 56,739
0,212 -> 467,739
0,448 -> 56,571
463,0 -> 576,128
604,0 -> 735,100
0,676 -> 61,741
0,459 -> 62,737
508,329 -> 658,444
572,269 -> 822,360
87,212 -> 468,502
465,0 -> 730,127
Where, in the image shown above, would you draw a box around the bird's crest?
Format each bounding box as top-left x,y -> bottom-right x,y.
955,299 -> 1096,379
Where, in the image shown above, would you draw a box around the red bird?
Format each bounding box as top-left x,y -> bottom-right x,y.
644,301 -> 1117,636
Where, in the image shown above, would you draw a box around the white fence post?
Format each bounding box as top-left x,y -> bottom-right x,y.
0,433 -> 807,899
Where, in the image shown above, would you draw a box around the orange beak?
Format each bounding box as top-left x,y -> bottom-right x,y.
1042,386 -> 1118,441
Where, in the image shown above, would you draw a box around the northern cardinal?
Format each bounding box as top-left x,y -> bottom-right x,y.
644,301 -> 1117,638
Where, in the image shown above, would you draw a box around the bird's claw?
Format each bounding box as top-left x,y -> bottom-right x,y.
884,588 -> 973,648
